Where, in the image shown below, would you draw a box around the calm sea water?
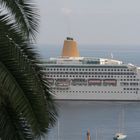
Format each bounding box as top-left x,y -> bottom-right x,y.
39,45 -> 140,140
44,101 -> 140,140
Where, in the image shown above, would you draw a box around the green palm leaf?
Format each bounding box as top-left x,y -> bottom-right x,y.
1,0 -> 39,40
0,10 -> 57,140
0,97 -> 34,140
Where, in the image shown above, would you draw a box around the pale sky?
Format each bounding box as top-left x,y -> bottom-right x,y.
36,0 -> 140,45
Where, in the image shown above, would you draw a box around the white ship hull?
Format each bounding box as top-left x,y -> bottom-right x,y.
53,86 -> 140,100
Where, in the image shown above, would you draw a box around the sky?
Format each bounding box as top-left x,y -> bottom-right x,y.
36,0 -> 140,46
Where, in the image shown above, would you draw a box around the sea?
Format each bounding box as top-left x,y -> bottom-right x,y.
39,44 -> 140,140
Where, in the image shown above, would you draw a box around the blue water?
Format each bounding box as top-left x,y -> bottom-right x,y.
39,45 -> 140,140
45,101 -> 140,140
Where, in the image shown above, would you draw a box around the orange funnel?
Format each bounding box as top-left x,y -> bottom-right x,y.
61,37 -> 80,57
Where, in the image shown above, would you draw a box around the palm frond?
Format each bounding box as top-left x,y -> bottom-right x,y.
0,13 -> 57,138
0,96 -> 34,140
1,0 -> 39,40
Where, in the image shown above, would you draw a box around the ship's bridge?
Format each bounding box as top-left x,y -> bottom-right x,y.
48,57 -> 123,65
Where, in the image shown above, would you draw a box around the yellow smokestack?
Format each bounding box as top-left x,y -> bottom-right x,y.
61,37 -> 80,57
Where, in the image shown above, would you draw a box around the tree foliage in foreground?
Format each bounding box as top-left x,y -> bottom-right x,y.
0,0 -> 57,139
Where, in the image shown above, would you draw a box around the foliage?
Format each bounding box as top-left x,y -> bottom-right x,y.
0,1 -> 57,140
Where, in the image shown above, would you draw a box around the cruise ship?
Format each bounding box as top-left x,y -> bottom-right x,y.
43,37 -> 140,100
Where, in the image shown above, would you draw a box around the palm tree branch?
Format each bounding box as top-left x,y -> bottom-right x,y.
0,95 -> 34,140
1,0 -> 39,40
0,62 -> 43,135
0,13 -> 57,135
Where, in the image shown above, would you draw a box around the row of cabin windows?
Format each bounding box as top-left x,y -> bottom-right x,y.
47,72 -> 135,75
46,74 -> 135,78
47,68 -> 132,72
46,74 -> 137,80
55,90 -> 138,94
124,88 -> 139,90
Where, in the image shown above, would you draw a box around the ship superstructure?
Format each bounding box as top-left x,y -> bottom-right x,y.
43,37 -> 140,100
